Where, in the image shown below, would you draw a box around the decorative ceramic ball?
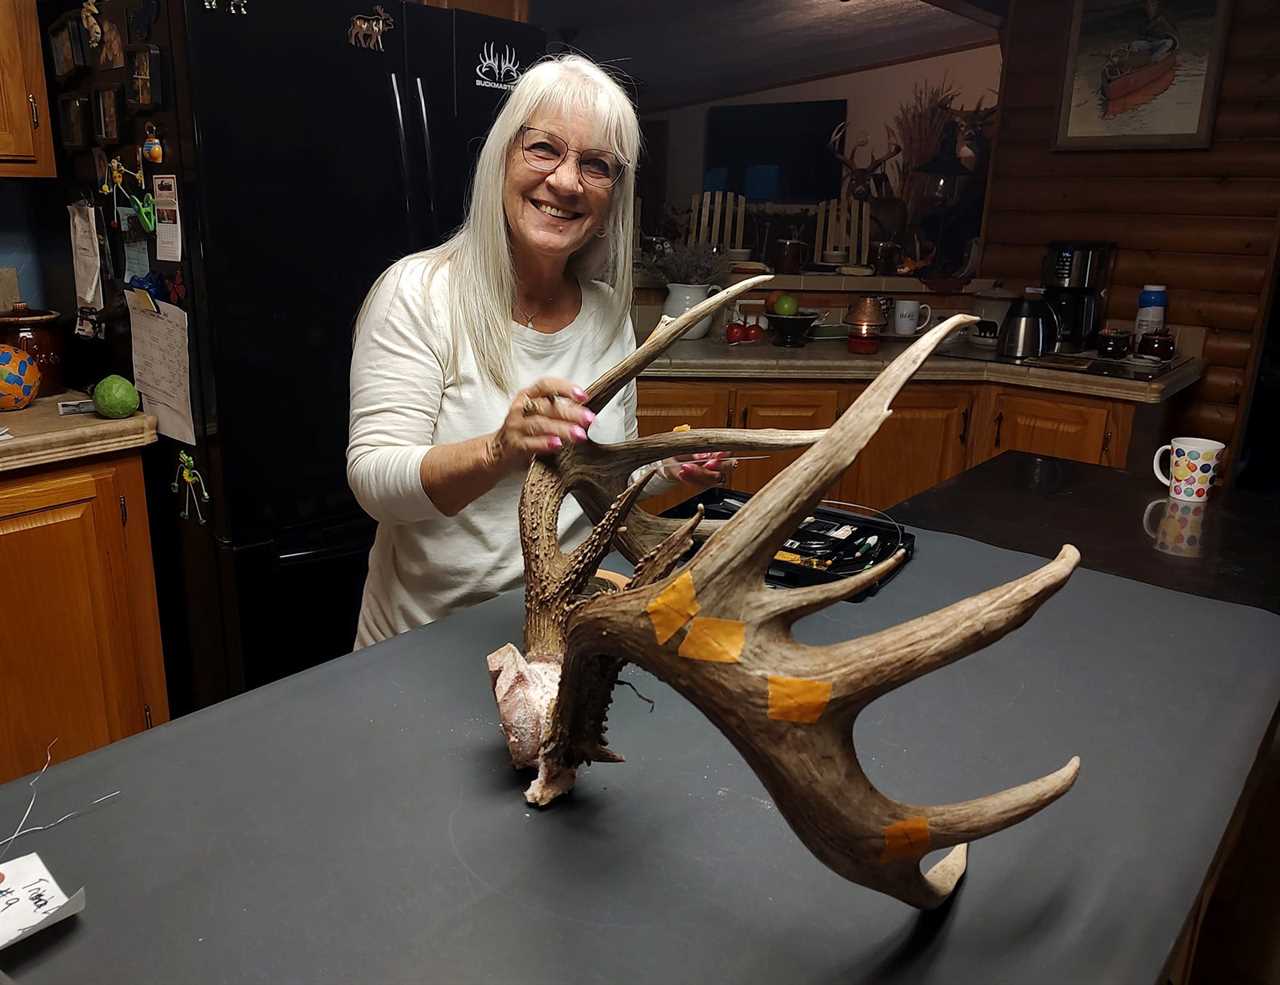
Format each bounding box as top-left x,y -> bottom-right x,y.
0,345 -> 41,411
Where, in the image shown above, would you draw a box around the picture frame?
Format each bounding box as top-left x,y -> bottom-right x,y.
125,45 -> 163,112
97,4 -> 127,70
47,12 -> 91,82
92,85 -> 124,146
1053,0 -> 1233,150
57,94 -> 92,150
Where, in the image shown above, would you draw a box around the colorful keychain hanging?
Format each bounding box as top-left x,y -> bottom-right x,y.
102,157 -> 156,233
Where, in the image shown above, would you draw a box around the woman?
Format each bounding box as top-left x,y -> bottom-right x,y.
347,54 -> 729,647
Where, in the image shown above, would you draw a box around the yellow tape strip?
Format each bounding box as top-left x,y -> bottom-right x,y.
672,424 -> 692,431
880,816 -> 931,862
767,675 -> 832,724
678,617 -> 745,663
645,570 -> 699,645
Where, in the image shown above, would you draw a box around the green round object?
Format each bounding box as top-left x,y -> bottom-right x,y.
773,293 -> 799,316
92,375 -> 140,419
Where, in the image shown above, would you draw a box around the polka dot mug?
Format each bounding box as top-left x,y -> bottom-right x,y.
1142,497 -> 1204,558
1153,437 -> 1225,502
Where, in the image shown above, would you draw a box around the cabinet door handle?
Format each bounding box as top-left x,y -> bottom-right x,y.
1102,429 -> 1112,458
959,408 -> 969,445
993,411 -> 1004,449
741,406 -> 748,425
28,94 -> 39,129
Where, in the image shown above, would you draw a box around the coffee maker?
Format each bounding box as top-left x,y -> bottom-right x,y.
1041,241 -> 1115,353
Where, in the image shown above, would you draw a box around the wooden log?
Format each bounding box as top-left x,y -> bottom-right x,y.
1108,286 -> 1259,334
1196,366 -> 1248,405
981,245 -> 1270,296
995,141 -> 1280,180
1220,60 -> 1280,102
1176,401 -> 1238,444
987,175 -> 1280,219
999,103 -> 1280,143
984,212 -> 1273,256
1227,24 -> 1280,63
1203,330 -> 1254,368
1000,71 -> 1060,110
1215,103 -> 1280,141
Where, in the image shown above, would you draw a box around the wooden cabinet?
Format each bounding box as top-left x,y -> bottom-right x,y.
838,384 -> 974,510
635,381 -> 731,513
971,387 -> 1126,467
635,378 -> 1136,513
731,385 -> 839,494
0,454 -> 167,783
0,0 -> 55,177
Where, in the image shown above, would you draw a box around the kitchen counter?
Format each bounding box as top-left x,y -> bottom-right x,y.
641,337 -> 1203,404
0,391 -> 157,473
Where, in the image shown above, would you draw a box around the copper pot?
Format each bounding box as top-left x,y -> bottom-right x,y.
844,296 -> 888,331
0,301 -> 65,397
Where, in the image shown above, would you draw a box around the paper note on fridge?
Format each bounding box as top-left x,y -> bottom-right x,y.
0,853 -> 86,951
67,204 -> 104,313
126,288 -> 195,445
153,173 -> 182,262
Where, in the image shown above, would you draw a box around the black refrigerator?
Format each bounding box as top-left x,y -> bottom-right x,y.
49,0 -> 544,713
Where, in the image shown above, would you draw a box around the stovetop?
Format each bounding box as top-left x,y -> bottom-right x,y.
933,340 -> 1192,381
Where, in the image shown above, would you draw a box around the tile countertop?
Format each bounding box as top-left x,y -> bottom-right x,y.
640,337 -> 1203,404
0,391 -> 157,473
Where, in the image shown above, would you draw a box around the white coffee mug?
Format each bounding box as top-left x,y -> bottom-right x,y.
893,300 -> 931,336
1153,436 -> 1225,502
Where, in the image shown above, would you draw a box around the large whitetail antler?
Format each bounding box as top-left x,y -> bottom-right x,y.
488,283 -> 1081,909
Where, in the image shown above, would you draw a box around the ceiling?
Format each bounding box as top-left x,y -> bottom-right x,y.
528,0 -> 1000,113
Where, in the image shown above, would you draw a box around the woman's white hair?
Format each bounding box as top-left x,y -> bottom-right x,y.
427,54 -> 640,393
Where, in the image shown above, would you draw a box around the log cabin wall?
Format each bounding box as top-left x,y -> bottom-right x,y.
981,0 -> 1280,452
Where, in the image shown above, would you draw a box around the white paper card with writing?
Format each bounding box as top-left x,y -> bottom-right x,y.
67,205 -> 104,332
153,174 -> 182,263
0,853 -> 85,951
126,289 -> 196,444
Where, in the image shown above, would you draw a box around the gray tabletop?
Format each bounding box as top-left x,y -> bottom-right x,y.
3,530 -> 1278,985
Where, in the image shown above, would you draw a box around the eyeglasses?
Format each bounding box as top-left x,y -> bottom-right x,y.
518,126 -> 625,189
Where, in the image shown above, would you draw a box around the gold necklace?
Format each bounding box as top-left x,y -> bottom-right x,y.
513,293 -> 557,329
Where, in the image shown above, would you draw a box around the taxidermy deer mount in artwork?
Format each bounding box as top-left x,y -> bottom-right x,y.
487,277 -> 1081,909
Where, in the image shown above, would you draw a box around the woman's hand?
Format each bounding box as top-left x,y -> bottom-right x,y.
663,451 -> 738,489
488,377 -> 596,473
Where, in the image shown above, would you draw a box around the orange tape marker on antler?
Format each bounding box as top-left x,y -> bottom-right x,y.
880,816 -> 931,862
678,617 -> 745,663
646,570 -> 700,644
767,675 -> 832,724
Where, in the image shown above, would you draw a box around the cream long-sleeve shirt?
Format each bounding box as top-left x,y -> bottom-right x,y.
347,254 -> 645,647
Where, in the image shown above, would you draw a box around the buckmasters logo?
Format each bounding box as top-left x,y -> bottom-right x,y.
475,42 -> 521,90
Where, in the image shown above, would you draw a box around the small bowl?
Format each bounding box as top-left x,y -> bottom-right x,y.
765,310 -> 820,347
726,248 -> 752,262
1097,332 -> 1133,359
821,250 -> 849,265
969,319 -> 1000,348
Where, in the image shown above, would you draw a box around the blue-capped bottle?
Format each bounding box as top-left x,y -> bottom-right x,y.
1135,284 -> 1167,340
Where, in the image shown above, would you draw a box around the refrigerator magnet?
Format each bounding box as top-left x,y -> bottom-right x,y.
142,123 -> 164,164
47,12 -> 91,82
58,95 -> 92,150
126,45 -> 163,113
92,85 -> 124,145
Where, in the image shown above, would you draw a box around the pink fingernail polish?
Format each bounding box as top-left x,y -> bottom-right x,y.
582,410 -> 596,425
571,426 -> 587,442
572,387 -> 587,401
548,437 -> 562,450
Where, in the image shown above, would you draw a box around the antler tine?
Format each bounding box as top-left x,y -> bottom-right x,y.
753,549 -> 909,624
630,506 -> 704,589
828,545 -> 1081,712
574,426 -> 828,477
584,275 -> 772,415
562,468 -> 660,598
691,315 -> 978,581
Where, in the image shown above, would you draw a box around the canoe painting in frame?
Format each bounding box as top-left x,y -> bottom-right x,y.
1054,0 -> 1232,150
